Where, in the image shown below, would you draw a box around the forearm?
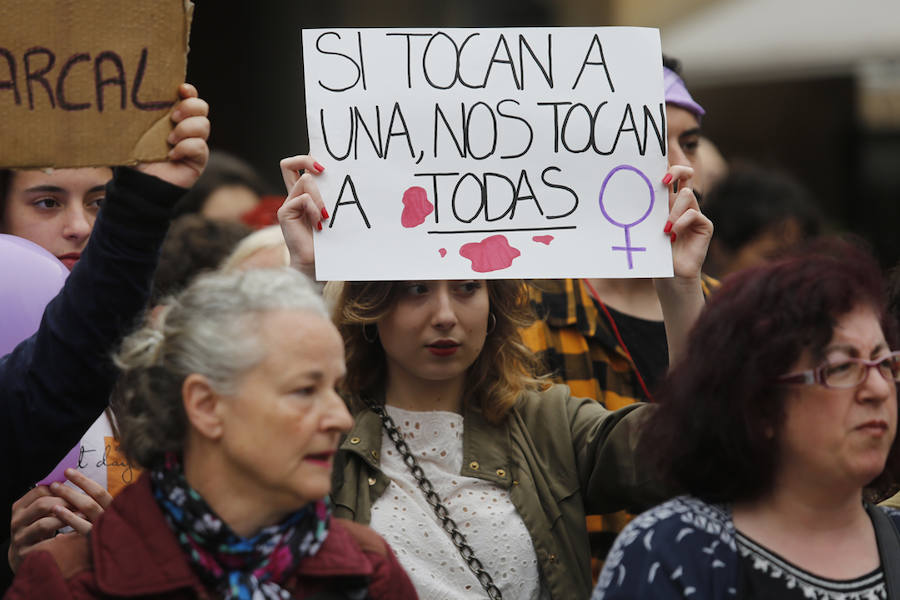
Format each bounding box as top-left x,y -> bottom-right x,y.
654,275 -> 705,367
0,167 -> 185,538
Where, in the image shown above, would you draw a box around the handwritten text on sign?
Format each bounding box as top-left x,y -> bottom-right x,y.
0,1 -> 193,168
302,27 -> 672,280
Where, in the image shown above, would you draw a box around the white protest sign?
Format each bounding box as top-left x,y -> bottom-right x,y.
302,27 -> 671,280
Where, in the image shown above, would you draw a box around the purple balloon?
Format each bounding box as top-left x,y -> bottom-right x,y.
0,234 -> 69,356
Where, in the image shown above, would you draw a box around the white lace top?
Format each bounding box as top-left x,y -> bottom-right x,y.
370,405 -> 547,600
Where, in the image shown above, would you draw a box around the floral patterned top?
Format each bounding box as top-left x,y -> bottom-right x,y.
592,496 -> 900,600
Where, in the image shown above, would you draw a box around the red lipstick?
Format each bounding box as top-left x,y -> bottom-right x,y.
427,339 -> 460,357
57,252 -> 81,270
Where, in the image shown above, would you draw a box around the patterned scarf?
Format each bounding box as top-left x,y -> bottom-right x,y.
151,454 -> 330,599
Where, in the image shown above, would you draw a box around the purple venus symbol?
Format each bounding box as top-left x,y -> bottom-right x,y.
598,164 -> 655,270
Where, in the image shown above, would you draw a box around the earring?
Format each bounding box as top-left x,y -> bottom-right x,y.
487,312 -> 497,334
362,323 -> 378,343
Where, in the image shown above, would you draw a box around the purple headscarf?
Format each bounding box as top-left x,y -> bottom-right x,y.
663,66 -> 705,120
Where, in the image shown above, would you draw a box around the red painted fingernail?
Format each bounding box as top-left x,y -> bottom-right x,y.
313,162 -> 325,173
316,221 -> 323,231
670,232 -> 677,243
662,173 -> 673,185
321,207 -> 329,220
663,221 -> 673,234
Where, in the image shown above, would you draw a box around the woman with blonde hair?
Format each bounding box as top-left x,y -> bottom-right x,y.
277,154 -> 713,599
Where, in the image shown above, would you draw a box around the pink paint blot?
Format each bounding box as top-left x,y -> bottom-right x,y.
533,235 -> 554,246
438,248 -> 447,257
400,186 -> 433,228
459,235 -> 521,273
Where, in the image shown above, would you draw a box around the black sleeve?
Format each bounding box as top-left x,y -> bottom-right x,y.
0,167 -> 185,543
0,538 -> 11,594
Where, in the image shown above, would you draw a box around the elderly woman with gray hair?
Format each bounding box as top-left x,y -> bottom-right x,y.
6,268 -> 417,600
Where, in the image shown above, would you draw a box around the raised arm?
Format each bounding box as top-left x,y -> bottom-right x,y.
0,84 -> 209,542
654,165 -> 713,366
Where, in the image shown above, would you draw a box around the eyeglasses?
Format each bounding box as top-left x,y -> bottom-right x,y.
778,351 -> 900,389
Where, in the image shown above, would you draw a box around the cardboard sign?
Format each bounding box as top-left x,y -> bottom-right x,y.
0,1 -> 193,168
302,27 -> 672,280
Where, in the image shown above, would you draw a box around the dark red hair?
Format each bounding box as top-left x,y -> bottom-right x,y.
645,238 -> 900,503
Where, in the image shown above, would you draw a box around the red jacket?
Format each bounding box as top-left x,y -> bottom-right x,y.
5,474 -> 417,599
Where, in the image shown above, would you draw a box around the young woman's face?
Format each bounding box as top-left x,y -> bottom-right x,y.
377,280 -> 490,389
1,167 -> 111,270
666,104 -> 702,191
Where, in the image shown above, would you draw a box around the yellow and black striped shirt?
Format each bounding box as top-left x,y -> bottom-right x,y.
523,277 -> 719,406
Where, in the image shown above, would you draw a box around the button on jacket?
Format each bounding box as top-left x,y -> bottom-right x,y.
331,384 -> 668,600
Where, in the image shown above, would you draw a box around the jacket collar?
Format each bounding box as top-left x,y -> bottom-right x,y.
92,474 -> 202,597
91,473 -> 376,596
341,400 -> 513,488
339,405 -> 384,471
461,402 -> 513,486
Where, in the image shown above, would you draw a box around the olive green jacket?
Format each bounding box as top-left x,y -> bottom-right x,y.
330,385 -> 668,599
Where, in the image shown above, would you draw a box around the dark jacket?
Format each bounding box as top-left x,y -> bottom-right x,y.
0,168 -> 185,589
331,384 -> 667,600
5,474 -> 418,600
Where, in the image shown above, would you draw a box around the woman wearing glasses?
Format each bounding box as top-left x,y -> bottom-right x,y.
594,240 -> 900,600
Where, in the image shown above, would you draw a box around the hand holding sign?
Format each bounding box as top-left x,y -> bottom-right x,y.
653,164 -> 712,366
661,165 -> 712,281
48,470 -> 113,532
136,83 -> 210,189
278,155 -> 329,280
8,469 -> 112,573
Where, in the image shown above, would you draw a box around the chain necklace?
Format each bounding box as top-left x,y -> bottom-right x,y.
369,402 -> 503,600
